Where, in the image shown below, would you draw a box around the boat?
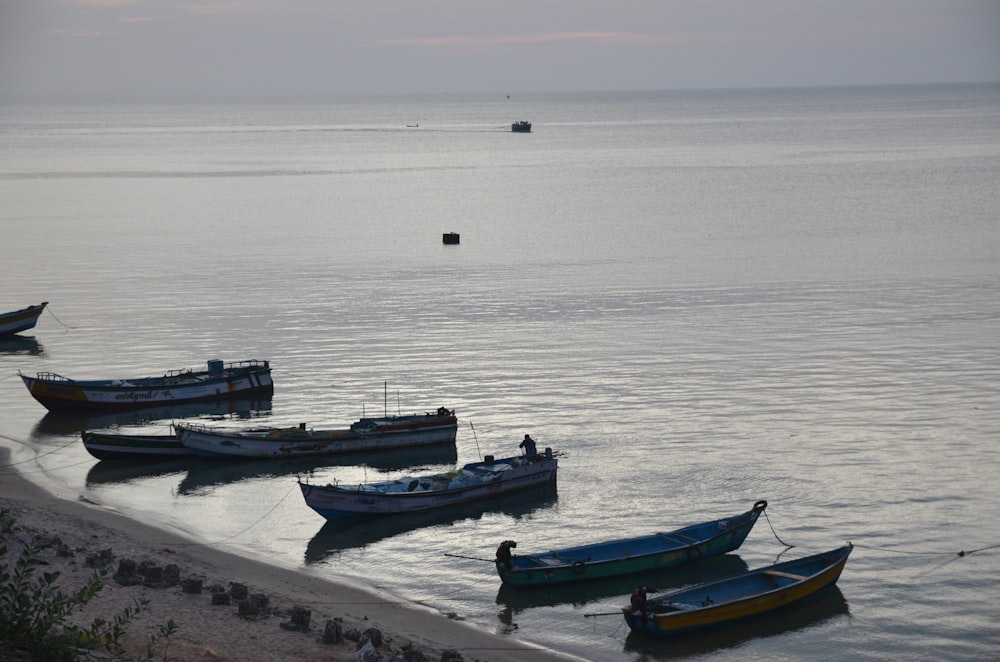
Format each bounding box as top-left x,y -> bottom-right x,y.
0,302 -> 47,336
511,121 -> 531,133
622,544 -> 853,636
299,447 -> 558,519
18,359 -> 273,412
495,500 -> 768,587
175,407 -> 458,458
81,430 -> 192,459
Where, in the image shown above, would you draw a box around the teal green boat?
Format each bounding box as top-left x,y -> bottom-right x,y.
495,500 -> 767,587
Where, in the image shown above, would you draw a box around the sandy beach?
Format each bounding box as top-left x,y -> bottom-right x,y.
0,449 -> 583,662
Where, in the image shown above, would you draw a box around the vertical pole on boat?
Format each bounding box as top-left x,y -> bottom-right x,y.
384,381 -> 387,417
470,421 -> 482,460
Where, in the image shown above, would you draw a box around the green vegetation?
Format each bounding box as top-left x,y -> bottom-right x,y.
0,508 -> 177,661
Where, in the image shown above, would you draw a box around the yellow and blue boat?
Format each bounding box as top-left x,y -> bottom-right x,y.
623,544 -> 852,636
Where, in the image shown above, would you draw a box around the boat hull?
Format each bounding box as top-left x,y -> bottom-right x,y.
497,501 -> 767,587
19,360 -> 273,411
176,410 -> 457,458
300,454 -> 557,519
623,544 -> 852,636
81,431 -> 192,459
0,302 -> 47,336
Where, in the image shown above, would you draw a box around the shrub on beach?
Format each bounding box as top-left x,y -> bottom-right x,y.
0,508 -> 177,661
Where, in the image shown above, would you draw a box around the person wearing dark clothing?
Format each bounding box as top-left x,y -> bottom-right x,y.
496,540 -> 516,569
630,586 -> 649,612
519,434 -> 537,457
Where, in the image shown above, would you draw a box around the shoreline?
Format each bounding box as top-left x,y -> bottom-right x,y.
0,447 -> 583,662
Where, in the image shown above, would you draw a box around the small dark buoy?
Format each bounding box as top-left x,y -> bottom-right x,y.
442,232 -> 460,245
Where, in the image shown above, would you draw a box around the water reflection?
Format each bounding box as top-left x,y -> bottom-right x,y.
496,553 -> 750,612
177,443 -> 458,495
304,485 -> 558,562
30,399 -> 273,438
0,335 -> 44,356
83,440 -> 458,492
86,457 -> 195,486
622,586 -> 849,658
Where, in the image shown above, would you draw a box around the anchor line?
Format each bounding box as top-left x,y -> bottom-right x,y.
763,508 -> 795,548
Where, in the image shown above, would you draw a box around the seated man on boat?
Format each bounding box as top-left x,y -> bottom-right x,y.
630,585 -> 650,613
519,434 -> 537,458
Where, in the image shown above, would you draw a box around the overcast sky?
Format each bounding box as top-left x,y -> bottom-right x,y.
1,0 -> 998,97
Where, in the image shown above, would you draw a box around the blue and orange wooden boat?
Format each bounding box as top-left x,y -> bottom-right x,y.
622,544 -> 852,636
0,302 -> 47,336
19,359 -> 272,411
495,500 -> 767,587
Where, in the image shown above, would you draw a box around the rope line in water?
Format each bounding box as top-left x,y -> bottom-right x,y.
763,508 -> 795,548
166,483 -> 300,546
851,541 -> 1000,557
44,304 -> 75,329
0,435 -> 84,472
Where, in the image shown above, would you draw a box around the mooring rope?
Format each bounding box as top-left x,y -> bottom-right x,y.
44,304 -> 75,329
170,482 -> 300,547
0,434 -> 83,473
762,507 -> 795,548
850,541 -> 1000,558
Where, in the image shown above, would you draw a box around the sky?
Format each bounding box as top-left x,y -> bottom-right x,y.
1,0 -> 998,97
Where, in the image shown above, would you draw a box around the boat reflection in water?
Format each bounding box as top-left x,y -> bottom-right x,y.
85,437 -> 457,492
85,457 -> 195,487
496,553 -> 750,613
0,335 -> 43,356
30,399 -> 273,439
305,484 -> 558,563
177,443 -> 459,496
622,585 -> 849,657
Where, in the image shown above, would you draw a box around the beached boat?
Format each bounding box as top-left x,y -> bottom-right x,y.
299,448 -> 558,519
0,302 -> 47,336
81,430 -> 192,460
175,407 -> 458,458
511,121 -> 532,132
495,500 -> 768,587
18,359 -> 273,412
622,544 -> 853,636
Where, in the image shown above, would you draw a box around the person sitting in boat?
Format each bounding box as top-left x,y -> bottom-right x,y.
519,434 -> 537,458
496,540 -> 516,569
630,586 -> 649,612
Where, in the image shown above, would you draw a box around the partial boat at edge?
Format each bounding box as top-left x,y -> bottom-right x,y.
0,302 -> 47,336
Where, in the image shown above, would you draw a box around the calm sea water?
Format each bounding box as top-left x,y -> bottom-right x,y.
2,84 -> 999,661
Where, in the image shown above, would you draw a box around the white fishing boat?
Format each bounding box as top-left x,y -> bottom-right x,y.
176,407 -> 457,458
